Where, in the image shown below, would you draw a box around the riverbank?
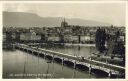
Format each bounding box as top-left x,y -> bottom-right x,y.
89,55 -> 125,67
64,43 -> 95,47
24,42 -> 95,47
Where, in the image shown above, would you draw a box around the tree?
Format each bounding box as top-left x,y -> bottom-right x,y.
106,30 -> 125,61
95,28 -> 106,53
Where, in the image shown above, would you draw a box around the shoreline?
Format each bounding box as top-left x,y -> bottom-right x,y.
24,42 -> 96,47
64,43 -> 95,47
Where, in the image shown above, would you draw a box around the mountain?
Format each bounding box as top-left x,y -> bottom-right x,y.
3,11 -> 111,28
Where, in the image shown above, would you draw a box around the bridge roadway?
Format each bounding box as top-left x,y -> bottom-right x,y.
15,43 -> 125,77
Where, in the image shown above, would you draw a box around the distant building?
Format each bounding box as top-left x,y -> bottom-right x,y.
20,32 -> 41,41
48,36 -> 60,42
61,18 -> 68,27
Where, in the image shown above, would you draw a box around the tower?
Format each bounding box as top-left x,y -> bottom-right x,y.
61,18 -> 68,27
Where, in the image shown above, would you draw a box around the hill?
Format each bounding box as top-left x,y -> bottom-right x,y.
3,11 -> 111,28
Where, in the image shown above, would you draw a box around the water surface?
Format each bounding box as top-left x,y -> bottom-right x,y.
3,45 -> 99,79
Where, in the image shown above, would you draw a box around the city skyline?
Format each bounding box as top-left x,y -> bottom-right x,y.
2,1 -> 126,79
3,2 -> 126,26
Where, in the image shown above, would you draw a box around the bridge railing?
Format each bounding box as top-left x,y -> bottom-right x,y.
15,43 -> 125,73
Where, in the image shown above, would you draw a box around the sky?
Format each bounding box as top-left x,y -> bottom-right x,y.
3,2 -> 126,26
1,0 -> 126,1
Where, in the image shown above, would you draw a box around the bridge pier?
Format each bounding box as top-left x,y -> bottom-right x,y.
52,55 -> 54,63
25,48 -> 28,52
73,61 -> 76,69
62,58 -> 64,65
44,53 -> 46,60
37,51 -> 40,57
15,43 -> 125,78
108,70 -> 112,78
89,65 -> 92,74
31,51 -> 33,55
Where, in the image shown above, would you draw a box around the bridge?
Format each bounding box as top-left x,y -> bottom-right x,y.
14,43 -> 125,78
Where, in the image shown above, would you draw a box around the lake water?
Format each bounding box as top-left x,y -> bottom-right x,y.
3,45 -> 102,79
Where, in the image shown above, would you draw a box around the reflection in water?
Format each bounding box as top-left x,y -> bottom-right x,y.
39,44 -> 96,58
3,45 -> 100,79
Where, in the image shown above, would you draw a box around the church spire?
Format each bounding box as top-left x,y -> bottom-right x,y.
61,17 -> 68,27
